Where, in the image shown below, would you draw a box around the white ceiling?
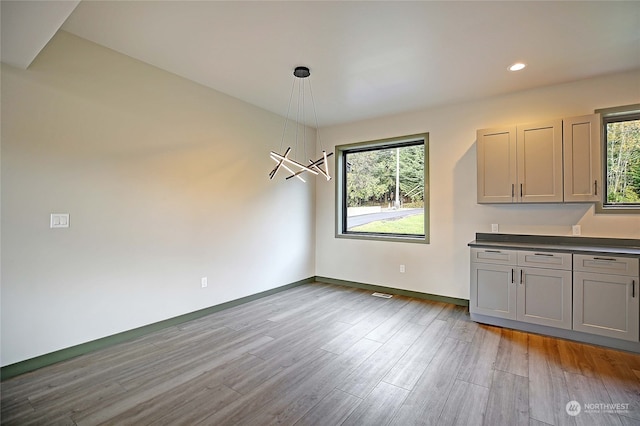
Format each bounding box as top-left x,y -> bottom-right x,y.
1,0 -> 80,69
3,1 -> 640,127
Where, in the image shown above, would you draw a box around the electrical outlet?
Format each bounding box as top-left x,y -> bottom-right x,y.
491,224 -> 499,233
201,277 -> 208,288
572,225 -> 581,236
399,264 -> 405,273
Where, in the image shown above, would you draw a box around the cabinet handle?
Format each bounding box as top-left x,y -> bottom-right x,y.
520,183 -> 523,198
534,253 -> 553,257
593,257 -> 616,261
511,269 -> 514,284
594,180 -> 598,196
485,250 -> 501,253
520,269 -> 524,285
511,183 -> 515,198
633,280 -> 635,298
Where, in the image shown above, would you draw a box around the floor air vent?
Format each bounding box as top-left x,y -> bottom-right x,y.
371,292 -> 393,299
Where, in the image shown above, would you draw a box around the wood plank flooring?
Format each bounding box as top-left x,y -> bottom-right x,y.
2,282 -> 640,425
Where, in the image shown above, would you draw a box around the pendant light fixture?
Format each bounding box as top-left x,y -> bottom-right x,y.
269,66 -> 332,183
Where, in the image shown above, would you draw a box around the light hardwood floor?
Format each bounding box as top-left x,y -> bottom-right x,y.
2,282 -> 640,425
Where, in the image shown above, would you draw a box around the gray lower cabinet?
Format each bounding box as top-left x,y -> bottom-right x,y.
470,248 -> 572,329
517,266 -> 572,329
573,254 -> 639,342
471,262 -> 516,320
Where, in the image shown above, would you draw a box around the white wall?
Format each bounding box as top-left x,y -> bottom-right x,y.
316,70 -> 640,301
1,32 -> 316,366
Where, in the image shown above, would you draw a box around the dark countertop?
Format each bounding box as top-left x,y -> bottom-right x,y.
469,233 -> 640,257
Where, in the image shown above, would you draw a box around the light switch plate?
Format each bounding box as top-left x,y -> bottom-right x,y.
491,224 -> 499,233
50,213 -> 69,228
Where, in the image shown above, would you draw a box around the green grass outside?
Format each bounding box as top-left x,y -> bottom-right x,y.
350,213 -> 424,235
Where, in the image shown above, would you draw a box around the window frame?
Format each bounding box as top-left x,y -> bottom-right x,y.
596,104 -> 640,214
335,133 -> 430,244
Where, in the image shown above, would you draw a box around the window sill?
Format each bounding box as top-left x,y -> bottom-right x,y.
336,232 -> 429,244
595,203 -> 640,215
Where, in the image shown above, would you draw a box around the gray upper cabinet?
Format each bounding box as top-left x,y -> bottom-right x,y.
517,120 -> 564,203
477,120 -> 563,203
476,126 -> 517,203
563,114 -> 602,202
477,114 -> 601,204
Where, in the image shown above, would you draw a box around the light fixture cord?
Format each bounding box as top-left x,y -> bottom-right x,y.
302,78 -> 307,162
308,78 -> 324,154
295,78 -> 303,163
279,76 -> 297,153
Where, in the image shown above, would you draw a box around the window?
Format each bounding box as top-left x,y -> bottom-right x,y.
599,105 -> 640,212
336,134 -> 429,243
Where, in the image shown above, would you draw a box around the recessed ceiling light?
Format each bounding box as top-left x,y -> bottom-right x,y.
509,63 -> 526,72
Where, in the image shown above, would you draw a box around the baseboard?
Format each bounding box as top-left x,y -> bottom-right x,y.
315,276 -> 469,307
1,277 -> 314,381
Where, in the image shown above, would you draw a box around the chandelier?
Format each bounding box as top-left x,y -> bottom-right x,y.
269,66 -> 332,183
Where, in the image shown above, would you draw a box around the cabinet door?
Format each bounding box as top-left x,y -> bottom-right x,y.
477,127 -> 517,203
470,263 -> 516,319
517,120 -> 563,202
563,114 -> 602,202
573,272 -> 639,341
517,267 -> 572,330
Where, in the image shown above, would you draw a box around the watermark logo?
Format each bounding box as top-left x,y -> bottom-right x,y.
566,401 -> 581,416
583,402 -> 630,414
565,400 -> 630,416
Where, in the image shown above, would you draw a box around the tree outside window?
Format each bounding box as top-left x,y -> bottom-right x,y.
605,114 -> 640,206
